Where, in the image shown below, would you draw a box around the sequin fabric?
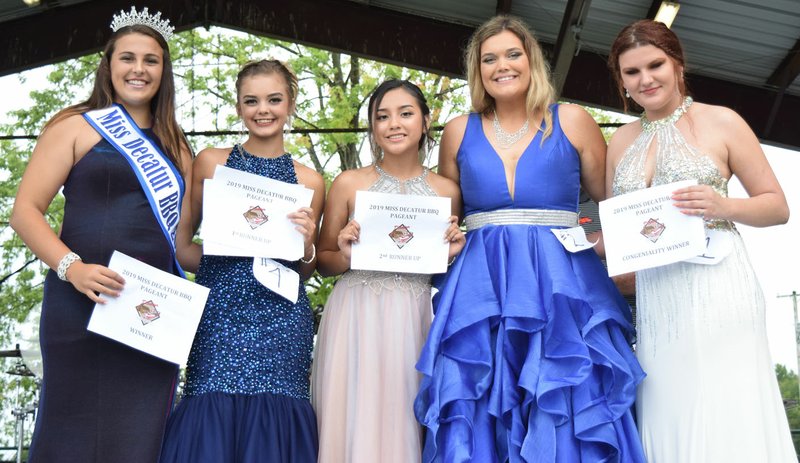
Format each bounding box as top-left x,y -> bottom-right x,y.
184,145 -> 314,400
612,97 -> 735,231
339,164 -> 435,296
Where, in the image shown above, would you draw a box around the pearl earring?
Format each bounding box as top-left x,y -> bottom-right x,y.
625,89 -> 630,98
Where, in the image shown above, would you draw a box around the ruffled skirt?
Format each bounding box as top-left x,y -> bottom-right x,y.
414,224 -> 646,462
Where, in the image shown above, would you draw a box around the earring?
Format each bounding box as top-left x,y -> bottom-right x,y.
238,119 -> 247,146
625,89 -> 630,98
285,114 -> 293,134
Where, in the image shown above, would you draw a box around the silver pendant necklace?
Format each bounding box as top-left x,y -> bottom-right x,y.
493,111 -> 529,148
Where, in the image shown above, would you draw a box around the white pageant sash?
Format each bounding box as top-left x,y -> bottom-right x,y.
84,105 -> 185,276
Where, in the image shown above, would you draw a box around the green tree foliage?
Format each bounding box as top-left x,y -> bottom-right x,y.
775,364 -> 800,455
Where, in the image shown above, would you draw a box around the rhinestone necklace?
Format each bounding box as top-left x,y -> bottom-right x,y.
492,111 -> 530,148
640,96 -> 693,132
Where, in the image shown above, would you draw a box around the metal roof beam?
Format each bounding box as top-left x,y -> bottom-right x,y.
496,0 -> 512,15
551,0 -> 592,94
767,36 -> 800,89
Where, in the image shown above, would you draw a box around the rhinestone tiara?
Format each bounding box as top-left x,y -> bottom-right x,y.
110,6 -> 175,41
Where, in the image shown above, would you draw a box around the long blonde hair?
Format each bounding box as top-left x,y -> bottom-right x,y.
464,15 -> 556,139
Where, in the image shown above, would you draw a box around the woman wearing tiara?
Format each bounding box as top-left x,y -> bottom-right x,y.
607,19 -> 794,461
414,15 -> 645,462
10,8 -> 194,463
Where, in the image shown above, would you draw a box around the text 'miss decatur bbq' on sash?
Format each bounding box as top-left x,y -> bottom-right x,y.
83,104 -> 186,277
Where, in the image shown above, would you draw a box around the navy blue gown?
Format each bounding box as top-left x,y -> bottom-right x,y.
29,131 -> 180,463
159,146 -> 318,463
414,108 -> 646,462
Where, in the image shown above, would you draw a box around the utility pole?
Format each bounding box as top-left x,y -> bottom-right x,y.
779,290 -> 800,402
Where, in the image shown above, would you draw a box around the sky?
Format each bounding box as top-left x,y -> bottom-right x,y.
1,60 -> 799,373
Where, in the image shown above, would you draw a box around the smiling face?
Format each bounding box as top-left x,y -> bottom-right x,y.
371,87 -> 428,160
618,44 -> 684,119
110,32 -> 164,111
479,30 -> 531,102
236,72 -> 292,140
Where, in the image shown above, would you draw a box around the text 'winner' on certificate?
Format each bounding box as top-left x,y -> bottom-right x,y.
87,251 -> 210,366
200,164 -> 314,260
351,190 -> 451,274
599,179 -> 706,277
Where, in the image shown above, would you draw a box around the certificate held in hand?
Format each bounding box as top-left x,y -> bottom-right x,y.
599,179 -> 706,276
351,190 -> 451,274
201,164 -> 314,260
87,251 -> 210,366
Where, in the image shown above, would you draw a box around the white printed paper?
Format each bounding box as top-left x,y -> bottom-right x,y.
201,165 -> 313,260
683,229 -> 734,265
599,180 -> 706,276
87,251 -> 210,365
551,226 -> 598,253
252,257 -> 300,303
351,190 -> 450,274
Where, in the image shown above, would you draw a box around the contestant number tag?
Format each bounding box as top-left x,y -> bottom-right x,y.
683,229 -> 734,265
252,258 -> 300,303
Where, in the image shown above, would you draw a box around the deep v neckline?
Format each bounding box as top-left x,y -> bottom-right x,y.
478,114 -> 543,202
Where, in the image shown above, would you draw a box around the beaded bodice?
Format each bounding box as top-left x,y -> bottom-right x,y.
340,163 -> 436,295
612,97 -> 734,230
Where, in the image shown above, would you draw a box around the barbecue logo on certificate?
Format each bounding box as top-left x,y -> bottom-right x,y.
243,205 -> 269,229
389,224 -> 414,249
135,300 -> 161,325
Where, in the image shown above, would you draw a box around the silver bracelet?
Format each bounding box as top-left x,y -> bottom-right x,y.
57,252 -> 81,281
299,244 -> 316,264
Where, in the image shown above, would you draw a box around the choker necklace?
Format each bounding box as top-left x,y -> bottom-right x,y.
640,96 -> 693,132
492,111 -> 529,148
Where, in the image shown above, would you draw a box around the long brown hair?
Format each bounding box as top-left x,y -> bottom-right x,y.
47,25 -> 190,171
608,19 -> 689,112
464,15 -> 556,139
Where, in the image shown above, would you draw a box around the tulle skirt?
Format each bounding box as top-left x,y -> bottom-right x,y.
312,270 -> 432,462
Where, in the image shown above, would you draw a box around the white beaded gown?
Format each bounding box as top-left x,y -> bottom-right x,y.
312,165 -> 435,462
612,98 -> 795,462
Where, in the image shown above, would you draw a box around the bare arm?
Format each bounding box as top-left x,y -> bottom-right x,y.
10,115 -> 124,303
437,115 -> 468,185
672,106 -> 789,227
293,163 -> 325,280
175,145 -> 201,273
559,104 -> 608,203
316,171 -> 358,277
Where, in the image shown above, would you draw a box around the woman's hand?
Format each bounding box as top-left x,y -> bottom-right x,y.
336,219 -> 361,261
66,261 -> 125,304
672,184 -> 728,220
444,215 -> 466,262
288,206 -> 317,258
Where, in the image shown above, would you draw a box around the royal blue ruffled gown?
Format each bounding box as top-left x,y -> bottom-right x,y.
414,107 -> 646,462
159,146 -> 318,462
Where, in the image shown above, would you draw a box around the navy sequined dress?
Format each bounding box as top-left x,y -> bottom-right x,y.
160,146 -> 318,463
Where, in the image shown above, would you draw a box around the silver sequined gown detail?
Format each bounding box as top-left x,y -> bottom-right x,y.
612,98 -> 795,462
